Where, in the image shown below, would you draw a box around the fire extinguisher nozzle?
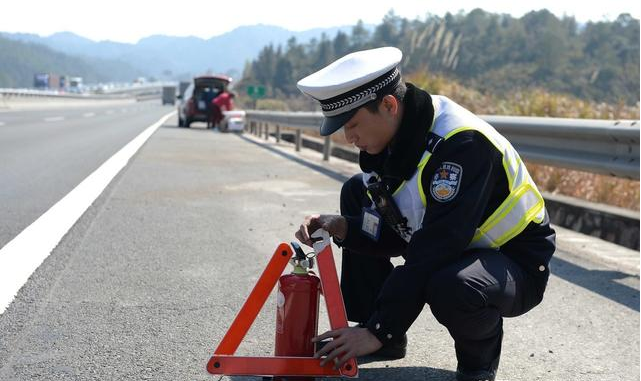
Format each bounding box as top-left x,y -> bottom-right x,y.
290,241 -> 306,260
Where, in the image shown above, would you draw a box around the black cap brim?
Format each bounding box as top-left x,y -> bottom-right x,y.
320,108 -> 358,136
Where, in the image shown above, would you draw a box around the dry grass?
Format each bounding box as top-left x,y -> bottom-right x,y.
527,163 -> 640,210
407,70 -> 640,119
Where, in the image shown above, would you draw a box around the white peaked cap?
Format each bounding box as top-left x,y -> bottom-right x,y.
297,47 -> 403,136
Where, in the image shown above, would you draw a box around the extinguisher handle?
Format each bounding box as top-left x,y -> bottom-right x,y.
290,241 -> 307,261
310,229 -> 331,254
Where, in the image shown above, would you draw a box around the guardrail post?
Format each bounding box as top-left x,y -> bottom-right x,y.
295,129 -> 302,152
276,124 -> 281,143
258,122 -> 262,137
264,123 -> 269,140
323,136 -> 331,161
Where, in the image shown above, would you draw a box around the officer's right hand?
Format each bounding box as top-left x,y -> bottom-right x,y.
295,214 -> 347,247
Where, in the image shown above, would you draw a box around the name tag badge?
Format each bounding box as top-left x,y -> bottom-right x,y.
361,208 -> 382,241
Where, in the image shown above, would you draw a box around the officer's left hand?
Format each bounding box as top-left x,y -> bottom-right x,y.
312,326 -> 382,369
295,214 -> 347,247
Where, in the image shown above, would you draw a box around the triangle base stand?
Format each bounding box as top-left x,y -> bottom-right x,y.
207,230 -> 358,378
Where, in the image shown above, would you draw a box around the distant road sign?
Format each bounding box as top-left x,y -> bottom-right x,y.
247,85 -> 266,99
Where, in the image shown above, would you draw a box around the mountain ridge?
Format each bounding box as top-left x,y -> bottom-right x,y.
0,35 -> 142,88
1,24 -> 369,82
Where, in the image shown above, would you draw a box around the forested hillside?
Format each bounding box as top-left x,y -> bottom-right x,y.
240,9 -> 639,105
0,36 -> 140,87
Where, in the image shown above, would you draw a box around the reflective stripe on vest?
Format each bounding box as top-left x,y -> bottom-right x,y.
363,95 -> 545,248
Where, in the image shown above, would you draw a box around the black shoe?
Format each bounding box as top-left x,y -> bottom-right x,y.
315,333 -> 407,360
455,354 -> 500,381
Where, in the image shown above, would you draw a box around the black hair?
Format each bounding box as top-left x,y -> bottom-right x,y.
363,79 -> 407,114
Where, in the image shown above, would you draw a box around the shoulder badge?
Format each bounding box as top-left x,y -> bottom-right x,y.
430,162 -> 463,202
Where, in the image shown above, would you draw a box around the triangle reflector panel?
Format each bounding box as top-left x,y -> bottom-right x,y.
207,233 -> 358,378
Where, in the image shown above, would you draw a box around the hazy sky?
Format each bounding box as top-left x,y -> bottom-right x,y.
2,0 -> 639,43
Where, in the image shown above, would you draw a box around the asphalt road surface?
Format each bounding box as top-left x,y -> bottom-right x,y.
0,115 -> 638,380
0,101 -> 174,249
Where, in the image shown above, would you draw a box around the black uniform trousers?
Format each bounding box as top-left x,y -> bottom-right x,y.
339,174 -> 549,368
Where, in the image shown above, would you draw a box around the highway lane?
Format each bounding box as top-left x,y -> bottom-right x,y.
0,101 -> 178,250
0,123 -> 637,380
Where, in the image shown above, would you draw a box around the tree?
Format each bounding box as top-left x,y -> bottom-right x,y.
374,9 -> 402,46
350,20 -> 370,49
252,44 -> 277,85
333,31 -> 350,58
274,57 -> 294,95
314,33 -> 334,70
241,10 -> 639,104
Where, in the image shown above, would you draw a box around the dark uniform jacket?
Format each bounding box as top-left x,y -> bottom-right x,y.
337,83 -> 556,345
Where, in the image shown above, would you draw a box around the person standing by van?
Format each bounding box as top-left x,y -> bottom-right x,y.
210,91 -> 235,129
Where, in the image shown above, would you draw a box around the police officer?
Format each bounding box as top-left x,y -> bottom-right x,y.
294,47 -> 556,381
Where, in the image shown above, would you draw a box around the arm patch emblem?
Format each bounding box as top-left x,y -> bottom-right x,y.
430,162 -> 462,202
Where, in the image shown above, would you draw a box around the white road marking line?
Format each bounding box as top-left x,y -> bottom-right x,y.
83,112 -> 95,118
44,116 -> 64,122
0,111 -> 176,315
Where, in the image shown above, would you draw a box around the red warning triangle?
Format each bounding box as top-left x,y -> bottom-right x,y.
207,231 -> 359,378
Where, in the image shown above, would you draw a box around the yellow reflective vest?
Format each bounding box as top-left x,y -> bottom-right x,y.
363,95 -> 545,248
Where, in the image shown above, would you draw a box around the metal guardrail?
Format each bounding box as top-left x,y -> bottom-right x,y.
0,83 -> 168,100
0,88 -> 129,100
245,110 -> 640,180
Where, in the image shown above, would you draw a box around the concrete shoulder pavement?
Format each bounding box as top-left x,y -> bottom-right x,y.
0,122 -> 637,381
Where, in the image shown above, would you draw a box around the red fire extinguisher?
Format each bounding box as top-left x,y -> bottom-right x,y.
272,242 -> 321,381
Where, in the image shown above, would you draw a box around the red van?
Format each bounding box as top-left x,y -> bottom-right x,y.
177,75 -> 232,128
